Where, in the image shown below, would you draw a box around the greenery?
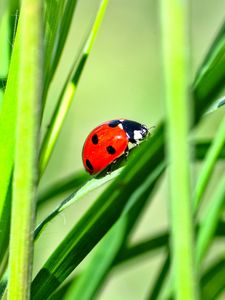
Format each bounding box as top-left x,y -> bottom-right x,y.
0,0 -> 225,299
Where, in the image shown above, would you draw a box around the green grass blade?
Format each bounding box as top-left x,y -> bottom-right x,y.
39,0 -> 108,175
195,140 -> 225,160
0,182 -> 11,278
196,174 -> 225,264
43,0 -> 65,81
37,171 -> 90,205
31,127 -> 164,299
0,12 -> 20,268
35,168 -> 122,239
44,0 -> 78,91
62,162 -> 165,300
7,0 -> 43,298
35,138 -> 217,209
146,253 -> 170,300
193,20 -> 225,121
193,115 -> 225,210
0,9 -> 10,104
118,222 -> 213,269
201,256 -> 225,300
160,0 -> 197,299
63,219 -> 127,300
115,232 -> 168,265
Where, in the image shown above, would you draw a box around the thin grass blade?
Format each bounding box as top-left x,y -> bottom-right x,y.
0,11 -> 20,267
63,219 -> 127,300
193,115 -> 225,210
43,0 -> 78,93
146,253 -> 170,300
37,171 -> 90,205
193,20 -> 225,121
35,168 -> 122,239
39,0 -> 108,175
201,256 -> 225,300
31,127 -> 164,299
7,0 -> 43,298
0,9 -> 10,104
196,174 -> 225,264
62,162 -> 165,300
43,0 -> 65,81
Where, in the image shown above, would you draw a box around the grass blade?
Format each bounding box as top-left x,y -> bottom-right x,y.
196,174 -> 225,264
63,219 -> 127,300
31,127 -> 164,299
39,0 -> 108,175
0,11 -> 20,267
7,0 -> 43,298
0,9 -> 10,104
43,0 -> 65,82
115,232 -> 169,265
160,0 -> 197,299
35,168 -> 122,239
195,140 -> 225,160
43,0 -> 78,94
201,256 -> 225,300
193,115 -> 225,210
146,253 -> 170,300
37,171 -> 90,205
62,162 -> 165,300
193,20 -> 225,121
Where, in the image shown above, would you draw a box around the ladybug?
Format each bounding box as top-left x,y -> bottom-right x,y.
82,119 -> 149,175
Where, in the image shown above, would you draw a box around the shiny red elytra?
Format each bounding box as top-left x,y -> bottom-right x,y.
82,119 -> 149,175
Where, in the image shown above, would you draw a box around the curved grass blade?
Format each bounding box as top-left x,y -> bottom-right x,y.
62,162 -> 165,300
34,168 -> 122,239
43,0 -> 65,81
37,171 -> 90,205
0,9 -> 10,104
115,232 -> 169,265
31,126 -> 165,299
0,10 -> 20,268
146,252 -> 170,300
43,0 -> 78,93
193,114 -> 225,210
201,255 -> 225,300
0,5 -> 22,272
35,139 -> 221,209
195,140 -> 225,160
39,0 -> 108,175
63,218 -> 127,300
7,0 -> 43,298
193,20 -> 225,122
196,173 -> 225,264
0,182 -> 11,278
160,0 -> 197,299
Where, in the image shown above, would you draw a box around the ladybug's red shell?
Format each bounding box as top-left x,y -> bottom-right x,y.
82,119 -> 149,175
82,123 -> 128,174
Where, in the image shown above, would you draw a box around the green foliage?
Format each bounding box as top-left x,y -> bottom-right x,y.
0,0 -> 225,300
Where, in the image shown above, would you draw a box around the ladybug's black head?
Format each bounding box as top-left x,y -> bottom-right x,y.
120,120 -> 149,143
139,124 -> 149,139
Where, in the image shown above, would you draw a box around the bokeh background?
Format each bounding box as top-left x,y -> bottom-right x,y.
35,1 -> 225,299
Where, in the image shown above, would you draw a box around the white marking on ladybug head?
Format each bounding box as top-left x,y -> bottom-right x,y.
118,123 -> 123,130
133,130 -> 143,140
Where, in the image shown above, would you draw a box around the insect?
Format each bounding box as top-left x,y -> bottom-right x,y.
82,119 -> 149,175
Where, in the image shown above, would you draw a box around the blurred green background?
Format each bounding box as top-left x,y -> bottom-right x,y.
36,1 -> 225,299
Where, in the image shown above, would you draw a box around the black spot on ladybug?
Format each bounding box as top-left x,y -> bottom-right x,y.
92,134 -> 98,144
108,120 -> 121,128
106,145 -> 116,154
86,159 -> 94,171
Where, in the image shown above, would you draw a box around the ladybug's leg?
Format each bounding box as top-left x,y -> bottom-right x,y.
124,146 -> 129,157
